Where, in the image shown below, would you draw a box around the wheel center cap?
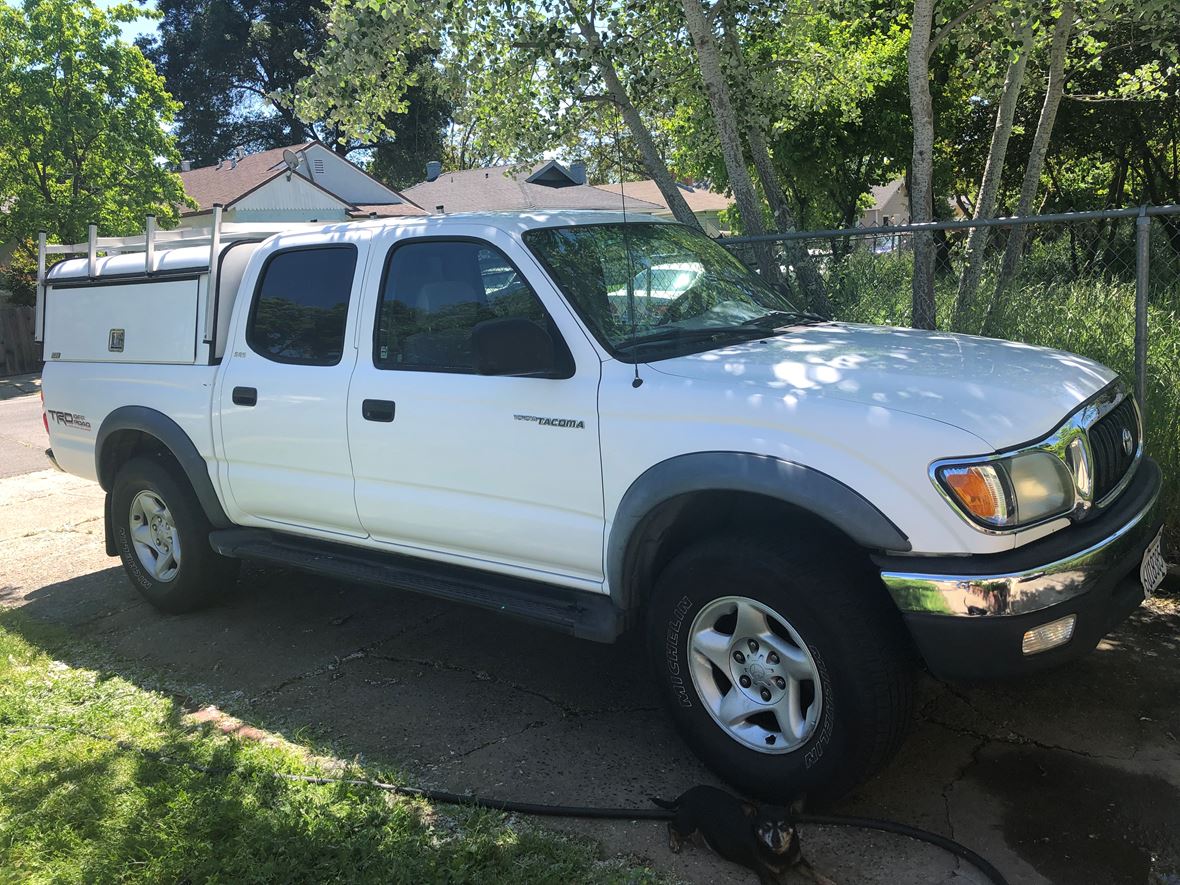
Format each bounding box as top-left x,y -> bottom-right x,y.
747,661 -> 768,683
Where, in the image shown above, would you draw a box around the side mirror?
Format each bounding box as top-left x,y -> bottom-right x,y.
471,317 -> 558,377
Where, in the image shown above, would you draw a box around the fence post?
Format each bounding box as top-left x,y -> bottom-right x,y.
1134,207 -> 1150,427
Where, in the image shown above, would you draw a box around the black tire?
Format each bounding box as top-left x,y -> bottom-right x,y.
111,456 -> 239,613
646,532 -> 914,803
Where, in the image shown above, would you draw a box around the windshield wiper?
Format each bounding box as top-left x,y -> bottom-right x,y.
614,326 -> 764,353
737,309 -> 828,330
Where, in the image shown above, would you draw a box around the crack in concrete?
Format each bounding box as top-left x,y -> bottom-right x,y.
247,611 -> 450,704
921,714 -> 1133,763
940,734 -> 988,851
4,517 -> 102,541
923,680 -> 1135,762
443,718 -> 550,762
366,651 -> 584,717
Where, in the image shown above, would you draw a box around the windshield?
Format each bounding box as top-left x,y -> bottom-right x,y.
523,222 -> 814,360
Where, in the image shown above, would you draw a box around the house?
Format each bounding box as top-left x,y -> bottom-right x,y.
400,161 -> 665,215
179,142 -> 426,224
591,180 -> 733,235
860,179 -> 910,228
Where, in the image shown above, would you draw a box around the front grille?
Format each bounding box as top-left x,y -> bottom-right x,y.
1088,396 -> 1139,501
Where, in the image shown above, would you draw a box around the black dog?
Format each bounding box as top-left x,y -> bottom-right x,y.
651,786 -> 833,884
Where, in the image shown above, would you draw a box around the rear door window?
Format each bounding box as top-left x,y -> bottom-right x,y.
247,245 -> 358,365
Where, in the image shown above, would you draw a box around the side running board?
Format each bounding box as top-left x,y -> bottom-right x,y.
208,528 -> 623,643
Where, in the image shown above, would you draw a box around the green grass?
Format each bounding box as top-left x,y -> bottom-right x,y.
0,618 -> 660,885
817,239 -> 1180,548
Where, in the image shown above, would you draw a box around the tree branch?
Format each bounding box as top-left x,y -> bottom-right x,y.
928,0 -> 992,59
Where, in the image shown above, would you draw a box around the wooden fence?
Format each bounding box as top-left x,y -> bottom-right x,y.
0,306 -> 40,376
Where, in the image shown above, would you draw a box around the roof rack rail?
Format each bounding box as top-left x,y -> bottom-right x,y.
34,207 -> 321,343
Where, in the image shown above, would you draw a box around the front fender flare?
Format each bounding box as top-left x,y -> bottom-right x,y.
95,405 -> 231,529
606,452 -> 910,608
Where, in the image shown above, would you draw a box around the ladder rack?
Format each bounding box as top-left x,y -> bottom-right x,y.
34,206 -> 327,343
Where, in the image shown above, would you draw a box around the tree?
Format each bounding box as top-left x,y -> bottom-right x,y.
716,1 -> 830,312
907,0 -> 938,329
143,0 -> 449,187
296,0 -> 703,227
953,16 -> 1033,323
142,0 -> 325,165
988,0 -> 1075,325
679,0 -> 780,281
0,0 -> 188,289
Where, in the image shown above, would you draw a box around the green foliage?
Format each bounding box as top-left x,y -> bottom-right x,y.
0,618 -> 661,884
0,0 -> 189,253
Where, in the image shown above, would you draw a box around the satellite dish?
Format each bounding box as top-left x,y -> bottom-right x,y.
282,149 -> 301,178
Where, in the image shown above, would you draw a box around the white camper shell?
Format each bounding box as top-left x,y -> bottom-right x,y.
36,212 -> 329,365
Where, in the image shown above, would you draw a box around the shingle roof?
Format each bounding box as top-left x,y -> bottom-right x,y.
180,144 -> 313,212
591,180 -> 733,213
869,179 -> 906,209
179,142 -> 425,216
402,165 -> 665,214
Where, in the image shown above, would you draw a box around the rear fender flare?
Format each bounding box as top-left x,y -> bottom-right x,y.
95,406 -> 230,529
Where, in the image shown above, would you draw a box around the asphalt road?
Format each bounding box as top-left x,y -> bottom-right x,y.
2,379 -> 1178,885
0,374 -> 47,478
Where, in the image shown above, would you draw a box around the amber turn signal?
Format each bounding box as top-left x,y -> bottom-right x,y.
941,465 -> 1009,526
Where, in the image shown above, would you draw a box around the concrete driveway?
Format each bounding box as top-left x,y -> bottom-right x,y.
2,380 -> 1178,885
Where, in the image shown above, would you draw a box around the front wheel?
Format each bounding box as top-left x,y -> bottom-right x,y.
111,456 -> 239,613
646,533 -> 914,803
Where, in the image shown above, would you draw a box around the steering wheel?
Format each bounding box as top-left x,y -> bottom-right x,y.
654,284 -> 710,326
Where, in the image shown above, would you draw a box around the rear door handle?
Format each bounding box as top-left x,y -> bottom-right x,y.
362,399 -> 396,422
232,386 -> 257,406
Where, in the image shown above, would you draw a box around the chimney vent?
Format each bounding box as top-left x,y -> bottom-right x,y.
569,161 -> 587,185
230,155 -> 237,169
425,160 -> 442,182
435,204 -> 445,214
180,159 -> 191,173
236,146 -> 246,160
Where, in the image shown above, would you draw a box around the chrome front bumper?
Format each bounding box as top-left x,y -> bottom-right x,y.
879,457 -> 1162,618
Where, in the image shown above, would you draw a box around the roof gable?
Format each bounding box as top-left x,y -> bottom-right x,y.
524,160 -> 579,188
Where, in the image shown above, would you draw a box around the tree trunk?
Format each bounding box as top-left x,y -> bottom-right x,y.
718,8 -> 830,314
679,0 -> 779,282
954,23 -> 1033,325
907,0 -> 937,330
989,0 -> 1075,325
572,14 -> 703,232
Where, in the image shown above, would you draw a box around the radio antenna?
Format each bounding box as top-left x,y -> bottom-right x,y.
614,106 -> 643,388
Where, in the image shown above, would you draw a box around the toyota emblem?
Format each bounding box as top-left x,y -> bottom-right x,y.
1122,427 -> 1134,456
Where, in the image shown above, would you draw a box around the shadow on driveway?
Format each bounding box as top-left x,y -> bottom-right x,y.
6,562 -> 1180,884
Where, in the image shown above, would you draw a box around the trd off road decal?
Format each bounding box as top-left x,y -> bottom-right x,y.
665,596 -> 694,707
513,414 -> 586,429
46,410 -> 91,431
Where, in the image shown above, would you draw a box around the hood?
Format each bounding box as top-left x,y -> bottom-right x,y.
648,323 -> 1116,450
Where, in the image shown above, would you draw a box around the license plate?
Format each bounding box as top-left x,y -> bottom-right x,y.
1140,530 -> 1167,598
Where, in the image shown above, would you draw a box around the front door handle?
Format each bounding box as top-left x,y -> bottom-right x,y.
362,399 -> 396,422
232,386 -> 257,406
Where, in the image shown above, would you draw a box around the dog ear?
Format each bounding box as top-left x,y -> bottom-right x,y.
740,801 -> 758,819
789,795 -> 807,816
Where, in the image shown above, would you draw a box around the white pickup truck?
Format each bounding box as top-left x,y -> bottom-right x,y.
37,210 -> 1166,800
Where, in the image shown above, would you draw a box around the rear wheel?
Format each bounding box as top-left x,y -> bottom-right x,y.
112,457 -> 238,613
646,532 -> 914,803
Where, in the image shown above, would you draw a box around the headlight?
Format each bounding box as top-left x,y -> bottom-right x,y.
936,451 -> 1074,529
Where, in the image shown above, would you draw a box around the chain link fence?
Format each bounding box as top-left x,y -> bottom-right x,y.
723,206 -> 1180,547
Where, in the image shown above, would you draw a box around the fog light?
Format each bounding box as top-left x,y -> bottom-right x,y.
1021,615 -> 1076,655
